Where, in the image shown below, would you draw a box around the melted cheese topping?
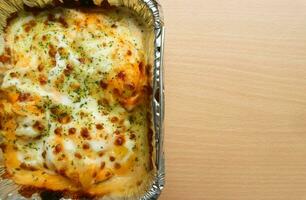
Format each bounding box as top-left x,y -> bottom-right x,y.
0,7 -> 153,197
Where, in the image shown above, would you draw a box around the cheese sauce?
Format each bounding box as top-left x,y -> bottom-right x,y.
0,7 -> 153,197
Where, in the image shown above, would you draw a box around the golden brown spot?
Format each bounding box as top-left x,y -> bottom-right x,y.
114,163 -> 121,169
119,119 -> 125,125
114,130 -> 120,135
92,171 -> 97,178
54,127 -> 62,136
20,163 -> 27,169
74,152 -> 82,159
43,163 -> 48,169
111,116 -> 118,123
42,151 -> 46,159
96,124 -> 103,130
138,62 -> 144,73
58,47 -> 65,56
58,114 -> 71,124
105,171 -> 111,177
0,144 -> 6,151
57,157 -> 64,161
68,127 -> 76,135
100,161 -> 105,169
114,136 -> 125,146
113,88 -> 120,96
78,58 -> 85,64
127,50 -> 132,56
58,16 -> 68,28
129,133 -> 136,140
117,71 -> 126,80
64,64 -> 73,76
42,35 -> 47,41
18,186 -> 40,198
24,20 -> 36,32
20,163 -> 37,171
109,156 -> 115,162
39,74 -> 48,85
99,80 -> 108,89
74,20 -> 82,28
18,93 -> 31,102
33,121 -> 44,132
29,20 -> 36,27
54,144 -> 62,154
98,151 -> 104,157
37,64 -> 44,72
137,180 -> 142,186
54,74 -> 65,88
82,143 -> 90,150
50,107 -> 58,115
47,13 -> 55,21
111,24 -> 117,28
51,59 -> 56,66
79,112 -> 86,118
69,172 -> 80,184
81,128 -> 90,139
24,26 -> 31,32
98,98 -> 108,106
0,55 -> 10,63
9,72 -> 17,77
56,169 -> 66,177
48,44 -> 57,58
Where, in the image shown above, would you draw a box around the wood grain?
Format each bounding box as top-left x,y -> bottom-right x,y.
159,0 -> 306,199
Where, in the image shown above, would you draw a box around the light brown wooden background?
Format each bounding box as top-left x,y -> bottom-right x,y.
159,0 -> 306,199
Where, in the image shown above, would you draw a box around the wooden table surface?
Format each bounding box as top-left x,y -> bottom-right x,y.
159,0 -> 306,199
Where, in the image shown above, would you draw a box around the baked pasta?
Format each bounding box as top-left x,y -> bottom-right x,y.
0,7 -> 153,197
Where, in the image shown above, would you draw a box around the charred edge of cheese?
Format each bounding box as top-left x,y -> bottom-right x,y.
0,7 -> 154,197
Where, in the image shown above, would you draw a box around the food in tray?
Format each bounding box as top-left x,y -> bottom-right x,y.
0,6 -> 153,197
